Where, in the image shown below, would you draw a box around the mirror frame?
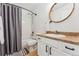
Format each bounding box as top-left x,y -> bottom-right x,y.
49,3 -> 75,23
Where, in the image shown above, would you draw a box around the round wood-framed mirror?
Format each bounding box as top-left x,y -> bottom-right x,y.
49,3 -> 75,23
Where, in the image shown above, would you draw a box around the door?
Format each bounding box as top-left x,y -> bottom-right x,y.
38,37 -> 49,56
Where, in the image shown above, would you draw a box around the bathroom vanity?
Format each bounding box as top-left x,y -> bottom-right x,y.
36,33 -> 79,56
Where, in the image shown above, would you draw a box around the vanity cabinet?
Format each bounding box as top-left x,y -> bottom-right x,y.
37,36 -> 73,56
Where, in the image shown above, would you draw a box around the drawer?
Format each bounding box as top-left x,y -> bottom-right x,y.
51,46 -> 70,56
57,40 -> 79,56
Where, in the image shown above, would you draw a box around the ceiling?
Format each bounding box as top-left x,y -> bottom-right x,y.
13,3 -> 43,10
13,3 -> 48,12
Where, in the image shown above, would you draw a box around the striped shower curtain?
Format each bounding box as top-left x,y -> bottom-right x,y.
1,3 -> 22,55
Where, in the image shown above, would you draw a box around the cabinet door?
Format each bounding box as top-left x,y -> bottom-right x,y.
38,38 -> 49,56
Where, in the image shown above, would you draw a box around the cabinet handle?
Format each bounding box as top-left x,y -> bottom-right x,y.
65,46 -> 75,51
50,47 -> 52,55
46,45 -> 48,52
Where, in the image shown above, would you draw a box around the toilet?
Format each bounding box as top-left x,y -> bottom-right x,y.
22,39 -> 37,47
22,39 -> 37,51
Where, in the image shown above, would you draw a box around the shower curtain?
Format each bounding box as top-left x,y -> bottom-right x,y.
1,3 -> 22,55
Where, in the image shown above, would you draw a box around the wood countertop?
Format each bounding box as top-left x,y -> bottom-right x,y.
36,33 -> 79,45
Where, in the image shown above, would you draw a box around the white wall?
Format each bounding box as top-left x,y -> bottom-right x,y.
49,3 -> 79,32
22,9 -> 32,40
32,3 -> 50,33
13,3 -> 79,36
32,3 -> 79,33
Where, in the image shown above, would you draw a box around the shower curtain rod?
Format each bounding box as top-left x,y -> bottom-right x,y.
1,3 -> 37,15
